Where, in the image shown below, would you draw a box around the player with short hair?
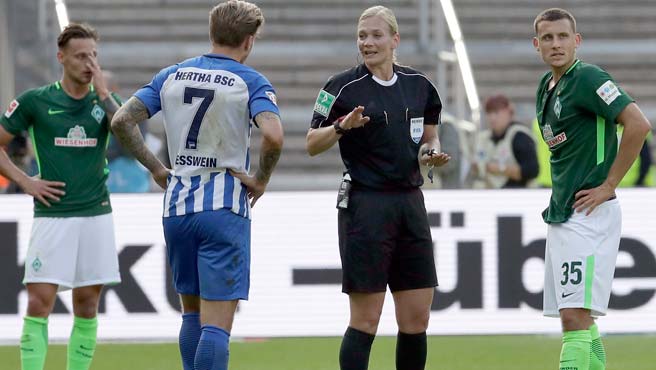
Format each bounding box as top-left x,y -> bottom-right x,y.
111,1 -> 283,370
533,8 -> 651,370
0,23 -> 121,370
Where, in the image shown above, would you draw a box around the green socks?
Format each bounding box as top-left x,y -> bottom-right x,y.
560,330 -> 591,370
589,324 -> 606,370
21,316 -> 49,370
67,316 -> 98,370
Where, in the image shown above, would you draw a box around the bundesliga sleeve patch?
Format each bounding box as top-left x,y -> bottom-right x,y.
596,80 -> 621,105
313,89 -> 336,117
265,91 -> 277,106
4,99 -> 19,118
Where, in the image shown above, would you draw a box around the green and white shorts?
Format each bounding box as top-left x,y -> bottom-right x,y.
543,199 -> 621,317
23,213 -> 121,290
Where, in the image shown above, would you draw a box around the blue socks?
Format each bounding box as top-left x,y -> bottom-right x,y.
194,325 -> 230,370
179,313 -> 201,370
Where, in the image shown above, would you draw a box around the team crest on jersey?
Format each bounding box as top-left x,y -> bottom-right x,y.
314,89 -> 335,117
54,125 -> 98,147
4,99 -> 19,118
542,124 -> 567,148
410,117 -> 424,144
596,80 -> 621,105
554,96 -> 562,119
265,91 -> 277,106
91,104 -> 105,123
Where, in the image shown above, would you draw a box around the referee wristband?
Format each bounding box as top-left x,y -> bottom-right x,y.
333,116 -> 348,135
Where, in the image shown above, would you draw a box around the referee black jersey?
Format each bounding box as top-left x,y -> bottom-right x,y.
311,63 -> 442,190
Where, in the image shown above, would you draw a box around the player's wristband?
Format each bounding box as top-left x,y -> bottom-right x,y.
333,116 -> 348,135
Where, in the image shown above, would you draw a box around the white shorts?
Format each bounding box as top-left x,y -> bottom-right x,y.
543,199 -> 621,317
23,213 -> 121,291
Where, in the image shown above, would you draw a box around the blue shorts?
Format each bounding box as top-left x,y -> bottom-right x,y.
163,209 -> 251,301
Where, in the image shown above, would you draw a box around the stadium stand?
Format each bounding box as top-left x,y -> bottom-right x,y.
63,0 -> 656,190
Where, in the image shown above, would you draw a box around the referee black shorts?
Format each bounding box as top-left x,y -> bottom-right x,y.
337,187 -> 438,293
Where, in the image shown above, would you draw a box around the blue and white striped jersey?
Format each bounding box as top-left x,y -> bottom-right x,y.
134,54 -> 279,218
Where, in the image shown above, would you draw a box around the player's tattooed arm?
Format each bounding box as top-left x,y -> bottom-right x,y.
231,111 -> 283,207
111,97 -> 170,189
254,111 -> 283,184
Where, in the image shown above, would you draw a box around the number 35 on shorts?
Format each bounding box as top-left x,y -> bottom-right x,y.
560,261 -> 583,286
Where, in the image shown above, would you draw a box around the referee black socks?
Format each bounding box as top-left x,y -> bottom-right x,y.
339,326 -> 376,370
396,331 -> 427,370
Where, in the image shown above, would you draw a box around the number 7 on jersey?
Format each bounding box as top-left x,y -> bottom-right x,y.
183,87 -> 214,150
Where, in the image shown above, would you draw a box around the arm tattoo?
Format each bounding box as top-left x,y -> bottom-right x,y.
254,111 -> 282,183
256,146 -> 282,183
111,97 -> 163,173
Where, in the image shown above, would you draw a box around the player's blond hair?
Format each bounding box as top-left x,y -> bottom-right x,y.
209,0 -> 264,48
358,6 -> 399,63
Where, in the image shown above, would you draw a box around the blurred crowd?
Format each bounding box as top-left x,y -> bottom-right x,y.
1,91 -> 654,194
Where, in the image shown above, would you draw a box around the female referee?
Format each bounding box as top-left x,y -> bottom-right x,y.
306,6 -> 450,370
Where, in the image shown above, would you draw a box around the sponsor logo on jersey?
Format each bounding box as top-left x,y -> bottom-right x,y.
546,132 -> 567,148
314,90 -> 335,117
48,108 -> 66,115
91,104 -> 105,123
542,123 -> 567,148
265,91 -> 277,106
554,96 -> 562,119
54,125 -> 98,147
596,80 -> 621,105
4,99 -> 19,118
410,117 -> 424,144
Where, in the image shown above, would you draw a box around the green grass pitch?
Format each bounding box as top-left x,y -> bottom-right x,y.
1,335 -> 655,370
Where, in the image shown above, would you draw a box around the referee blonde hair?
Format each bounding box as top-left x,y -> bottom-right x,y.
358,6 -> 399,62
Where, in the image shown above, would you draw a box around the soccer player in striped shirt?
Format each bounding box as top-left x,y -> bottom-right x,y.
111,2 -> 283,370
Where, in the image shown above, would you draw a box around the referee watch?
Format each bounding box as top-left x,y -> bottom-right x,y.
333,117 -> 348,135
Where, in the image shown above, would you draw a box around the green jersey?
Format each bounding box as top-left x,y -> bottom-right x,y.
1,81 -> 117,217
536,60 -> 633,223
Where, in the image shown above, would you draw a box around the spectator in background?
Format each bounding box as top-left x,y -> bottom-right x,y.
472,94 -> 538,188
103,71 -> 151,193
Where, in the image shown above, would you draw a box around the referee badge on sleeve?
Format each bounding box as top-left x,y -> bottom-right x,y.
314,89 -> 335,117
410,117 -> 424,144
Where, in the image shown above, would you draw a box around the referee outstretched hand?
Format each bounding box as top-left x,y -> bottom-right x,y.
340,106 -> 370,130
